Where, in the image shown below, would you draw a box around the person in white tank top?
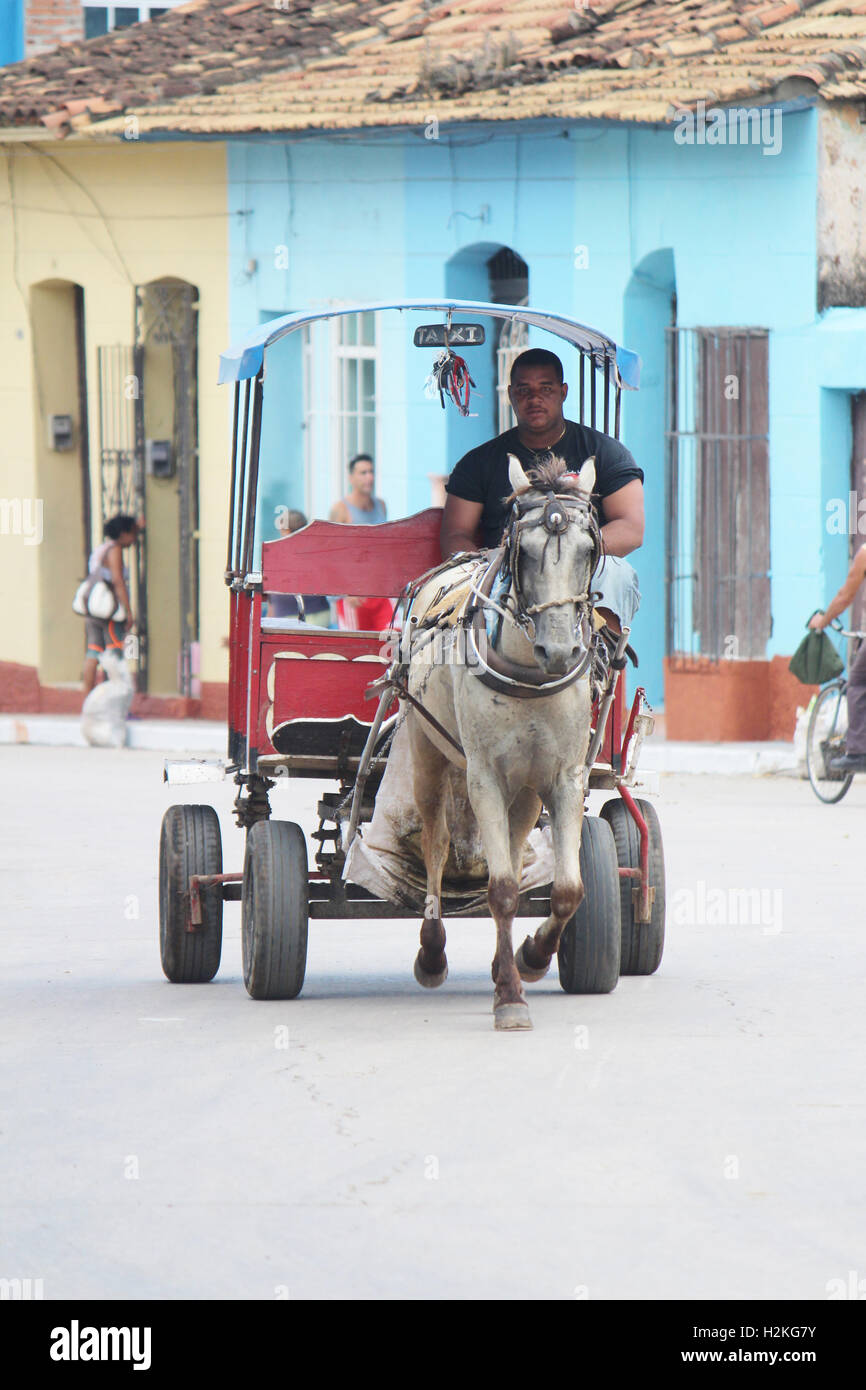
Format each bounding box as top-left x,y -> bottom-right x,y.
329,455 -> 393,632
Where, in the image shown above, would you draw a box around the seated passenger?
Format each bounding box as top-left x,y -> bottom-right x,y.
266,508 -> 331,626
329,453 -> 394,633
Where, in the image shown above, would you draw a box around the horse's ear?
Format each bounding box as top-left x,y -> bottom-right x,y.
508,453 -> 531,493
577,455 -> 596,496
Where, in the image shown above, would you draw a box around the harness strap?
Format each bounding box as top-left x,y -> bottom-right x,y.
388,674 -> 467,765
468,607 -> 593,699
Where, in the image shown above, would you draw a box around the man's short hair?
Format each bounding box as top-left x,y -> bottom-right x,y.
348,453 -> 374,472
510,349 -> 564,384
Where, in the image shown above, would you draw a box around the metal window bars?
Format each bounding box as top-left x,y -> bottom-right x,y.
665,326 -> 770,662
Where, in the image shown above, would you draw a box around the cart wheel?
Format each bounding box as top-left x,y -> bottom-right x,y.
600,797 -> 665,976
159,805 -> 223,984
242,821 -> 308,1000
557,815 -> 621,994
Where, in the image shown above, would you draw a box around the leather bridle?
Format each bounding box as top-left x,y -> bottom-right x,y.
502,488 -> 602,639
465,485 -> 603,699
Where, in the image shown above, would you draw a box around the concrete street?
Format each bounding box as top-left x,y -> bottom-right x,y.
1,744 -> 864,1300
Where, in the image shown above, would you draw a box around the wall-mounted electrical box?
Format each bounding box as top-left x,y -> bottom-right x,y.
146,439 -> 174,478
48,414 -> 74,451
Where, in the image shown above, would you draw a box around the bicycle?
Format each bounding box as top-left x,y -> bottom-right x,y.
805,622 -> 865,803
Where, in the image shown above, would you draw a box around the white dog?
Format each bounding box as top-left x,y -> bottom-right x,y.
81,648 -> 134,748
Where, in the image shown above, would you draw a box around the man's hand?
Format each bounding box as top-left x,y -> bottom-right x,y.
810,543 -> 866,630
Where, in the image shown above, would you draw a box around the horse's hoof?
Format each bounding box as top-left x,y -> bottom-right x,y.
414,951 -> 448,989
494,1002 -> 533,1031
515,939 -> 550,983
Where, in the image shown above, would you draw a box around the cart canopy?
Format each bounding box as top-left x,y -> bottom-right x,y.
218,299 -> 640,391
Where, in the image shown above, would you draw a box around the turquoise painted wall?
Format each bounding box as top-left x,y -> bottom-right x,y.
226,107 -> 866,706
0,1 -> 24,66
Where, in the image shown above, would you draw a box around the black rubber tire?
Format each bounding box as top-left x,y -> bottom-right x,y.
557,815 -> 621,994
159,804 -> 223,983
242,821 -> 309,1000
600,796 -> 666,976
805,683 -> 853,804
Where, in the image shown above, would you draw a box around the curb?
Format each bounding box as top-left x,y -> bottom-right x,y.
641,740 -> 800,777
0,715 -> 225,754
0,714 -> 802,774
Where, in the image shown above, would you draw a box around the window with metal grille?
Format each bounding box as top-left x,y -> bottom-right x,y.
665,327 -> 770,661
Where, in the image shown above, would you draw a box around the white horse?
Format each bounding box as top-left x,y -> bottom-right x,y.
407,453 -> 600,1030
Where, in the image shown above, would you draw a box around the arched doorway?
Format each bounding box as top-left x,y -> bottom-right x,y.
443,242 -> 529,466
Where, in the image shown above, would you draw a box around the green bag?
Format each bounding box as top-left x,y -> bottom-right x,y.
788,624 -> 844,685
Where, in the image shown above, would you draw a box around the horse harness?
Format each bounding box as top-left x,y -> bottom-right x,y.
378,483 -> 605,769
466,485 -> 603,699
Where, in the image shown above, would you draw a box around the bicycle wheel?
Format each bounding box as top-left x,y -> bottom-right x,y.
805,682 -> 853,803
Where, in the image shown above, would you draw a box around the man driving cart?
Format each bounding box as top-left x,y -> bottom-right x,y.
440,347 -> 644,635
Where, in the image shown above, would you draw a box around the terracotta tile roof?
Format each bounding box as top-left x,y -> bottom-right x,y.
3,0 -> 866,137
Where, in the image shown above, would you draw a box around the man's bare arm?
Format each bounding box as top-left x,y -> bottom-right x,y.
441,494 -> 483,559
329,500 -> 349,523
599,480 -> 644,557
810,544 -> 866,628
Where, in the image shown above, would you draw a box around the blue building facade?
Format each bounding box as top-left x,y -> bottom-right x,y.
0,1 -> 24,66
225,107 -> 866,709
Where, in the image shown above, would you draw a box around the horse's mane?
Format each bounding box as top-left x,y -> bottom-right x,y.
508,454 -> 592,502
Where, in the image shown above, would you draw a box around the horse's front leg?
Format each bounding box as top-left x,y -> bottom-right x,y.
409,721 -> 451,989
516,774 -> 584,980
468,770 -> 532,1031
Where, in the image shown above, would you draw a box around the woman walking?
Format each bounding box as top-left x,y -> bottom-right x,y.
81,514 -> 140,694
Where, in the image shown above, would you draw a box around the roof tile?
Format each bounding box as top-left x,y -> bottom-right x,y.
4,0 -> 866,137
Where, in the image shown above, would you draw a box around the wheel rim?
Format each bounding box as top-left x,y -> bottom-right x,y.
807,686 -> 853,803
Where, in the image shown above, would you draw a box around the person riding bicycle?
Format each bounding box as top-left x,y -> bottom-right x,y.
809,541 -> 866,772
440,348 -> 643,634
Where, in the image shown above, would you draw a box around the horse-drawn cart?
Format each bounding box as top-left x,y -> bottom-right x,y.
159,300 -> 664,1026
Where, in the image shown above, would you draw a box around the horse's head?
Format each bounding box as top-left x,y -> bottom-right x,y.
505,452 -> 600,676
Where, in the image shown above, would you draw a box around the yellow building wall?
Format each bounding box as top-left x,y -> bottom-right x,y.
29,280 -> 87,684
0,139 -> 230,690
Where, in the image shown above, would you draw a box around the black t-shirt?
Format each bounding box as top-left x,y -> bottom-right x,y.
445,420 -> 643,548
